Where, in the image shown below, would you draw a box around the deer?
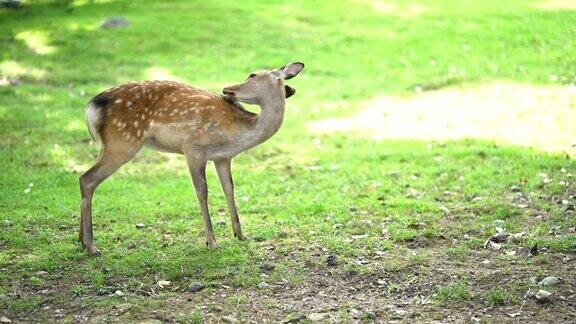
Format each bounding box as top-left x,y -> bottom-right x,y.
79,62 -> 305,255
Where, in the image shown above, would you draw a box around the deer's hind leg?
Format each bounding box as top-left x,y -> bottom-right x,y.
215,158 -> 246,240
184,154 -> 218,248
79,140 -> 141,255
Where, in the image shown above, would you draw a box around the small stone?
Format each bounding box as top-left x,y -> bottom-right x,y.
308,313 -> 325,321
535,289 -> 552,303
283,312 -> 306,323
486,240 -> 502,251
35,270 -> 47,276
187,282 -> 205,292
282,304 -> 294,313
539,276 -> 560,286
0,316 -> 11,323
114,290 -> 124,296
326,254 -> 338,266
135,223 -> 145,229
394,309 -> 407,316
259,262 -> 275,273
101,17 -> 131,29
490,232 -> 509,243
257,281 -> 269,289
221,316 -> 239,323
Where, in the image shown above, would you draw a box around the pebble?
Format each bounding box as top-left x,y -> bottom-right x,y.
114,290 -> 124,296
221,316 -> 239,323
282,304 -> 294,313
259,262 -> 275,273
101,17 -> 131,29
283,312 -> 306,323
535,289 -> 552,303
257,282 -> 269,289
187,282 -> 205,292
539,276 -> 560,286
0,317 -> 11,323
135,223 -> 145,229
490,232 -> 509,243
308,313 -> 325,321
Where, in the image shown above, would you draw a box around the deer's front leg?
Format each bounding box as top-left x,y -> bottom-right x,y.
215,158 -> 246,240
186,156 -> 217,248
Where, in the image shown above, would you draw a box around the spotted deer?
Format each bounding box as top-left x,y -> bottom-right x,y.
79,62 -> 305,255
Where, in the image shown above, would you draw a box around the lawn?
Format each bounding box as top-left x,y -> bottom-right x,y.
1,0 -> 576,322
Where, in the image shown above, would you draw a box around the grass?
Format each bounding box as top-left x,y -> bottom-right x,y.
486,288 -> 514,306
1,0 -> 576,321
433,281 -> 472,303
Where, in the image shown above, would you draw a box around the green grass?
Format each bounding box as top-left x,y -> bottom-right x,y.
486,288 -> 514,306
1,0 -> 576,321
433,281 -> 471,303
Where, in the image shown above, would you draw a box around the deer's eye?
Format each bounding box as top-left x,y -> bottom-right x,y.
248,73 -> 256,78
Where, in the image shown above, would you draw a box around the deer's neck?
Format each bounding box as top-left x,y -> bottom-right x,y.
238,92 -> 285,153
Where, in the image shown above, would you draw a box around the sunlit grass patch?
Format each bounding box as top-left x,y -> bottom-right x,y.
15,30 -> 56,55
0,60 -> 46,80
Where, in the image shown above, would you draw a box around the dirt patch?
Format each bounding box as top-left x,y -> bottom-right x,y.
6,247 -> 574,323
533,0 -> 576,11
308,82 -> 576,154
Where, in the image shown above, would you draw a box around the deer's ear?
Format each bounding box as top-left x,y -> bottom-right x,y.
277,62 -> 305,80
285,85 -> 296,98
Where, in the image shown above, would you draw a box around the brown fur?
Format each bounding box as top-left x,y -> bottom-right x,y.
96,80 -> 257,147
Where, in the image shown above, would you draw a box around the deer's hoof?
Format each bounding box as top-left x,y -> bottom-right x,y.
234,232 -> 248,241
205,240 -> 219,249
82,242 -> 101,256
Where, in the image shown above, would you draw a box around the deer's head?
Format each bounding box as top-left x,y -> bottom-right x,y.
222,62 -> 304,105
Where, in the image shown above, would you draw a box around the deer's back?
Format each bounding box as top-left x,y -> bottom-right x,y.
91,80 -> 257,154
